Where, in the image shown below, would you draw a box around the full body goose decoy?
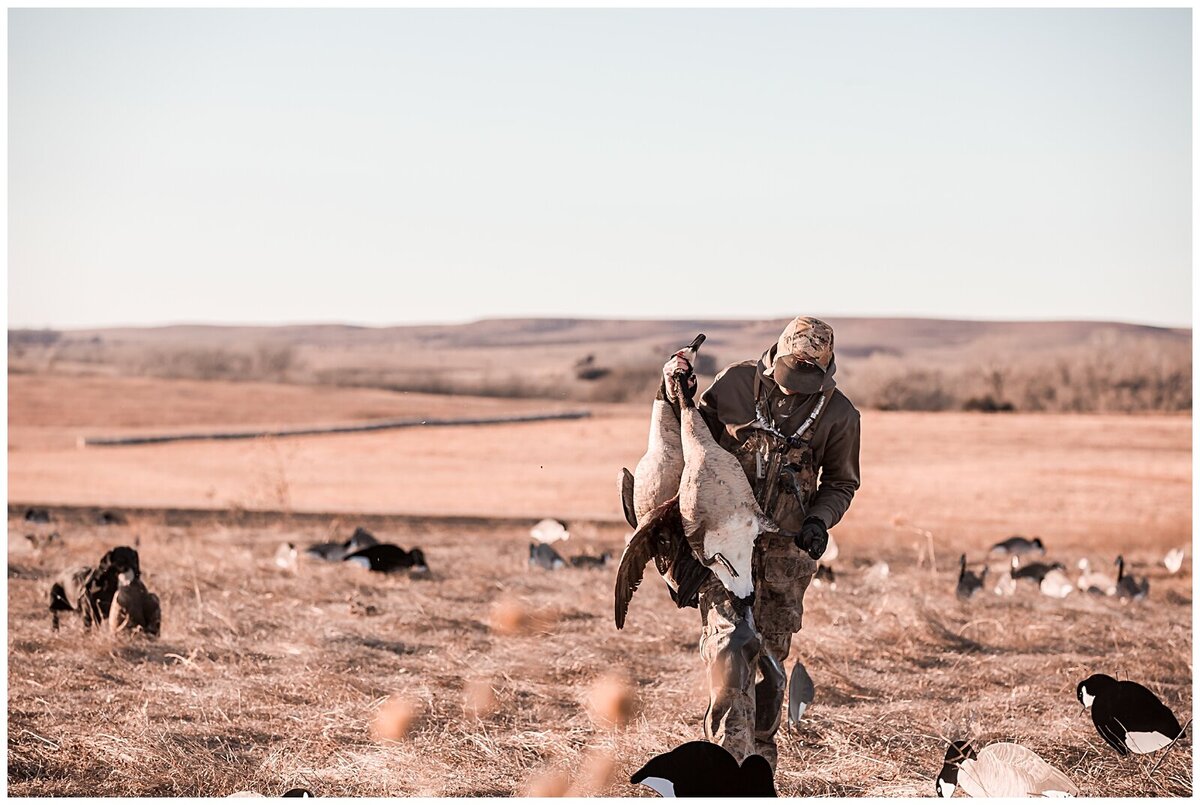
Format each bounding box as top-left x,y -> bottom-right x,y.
992,556 -> 1018,597
1077,674 -> 1184,755
1039,566 -> 1074,599
1075,558 -> 1116,596
616,335 -> 803,627
1011,560 -> 1065,586
305,527 -> 379,562
935,740 -> 1078,797
988,535 -> 1045,557
108,569 -> 162,636
630,740 -> 776,797
1114,556 -> 1149,600
956,554 -> 986,599
529,542 -> 566,571
345,544 -> 429,574
1163,547 -> 1185,575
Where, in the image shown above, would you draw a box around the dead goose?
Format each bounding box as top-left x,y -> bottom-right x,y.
787,661 -> 814,727
955,554 -> 986,599
108,569 -> 162,637
936,740 -> 1078,797
617,335 -> 803,627
1114,556 -> 1149,600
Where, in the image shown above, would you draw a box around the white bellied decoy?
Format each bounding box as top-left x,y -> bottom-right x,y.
1114,556 -> 1149,600
956,554 -> 986,599
631,741 -> 776,797
936,740 -> 1078,797
1077,674 -> 1184,755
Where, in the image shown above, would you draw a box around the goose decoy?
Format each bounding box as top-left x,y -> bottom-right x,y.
1075,558 -> 1116,596
821,533 -> 840,564
344,544 -> 428,574
530,518 -> 569,544
227,789 -> 315,798
1039,567 -> 1073,599
25,531 -> 62,551
988,535 -> 1044,557
304,527 -> 379,562
108,569 -> 161,636
24,507 -> 52,523
787,661 -> 814,727
274,542 -> 298,572
96,509 -> 127,525
1077,673 -> 1184,755
49,565 -> 93,630
630,740 -> 776,797
529,542 -> 566,571
1163,547 -> 1185,575
935,740 -> 1078,797
1011,560 -> 1065,585
617,335 -> 805,627
812,563 -> 836,591
956,554 -> 986,599
992,556 -> 1018,597
1114,556 -> 1149,600
569,551 -> 612,569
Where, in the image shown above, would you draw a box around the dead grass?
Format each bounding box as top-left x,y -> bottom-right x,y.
7,511 -> 1191,796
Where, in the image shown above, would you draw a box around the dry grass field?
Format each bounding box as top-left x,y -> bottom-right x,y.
7,374 -> 1193,796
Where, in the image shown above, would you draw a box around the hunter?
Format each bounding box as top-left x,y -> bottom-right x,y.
661,315 -> 861,770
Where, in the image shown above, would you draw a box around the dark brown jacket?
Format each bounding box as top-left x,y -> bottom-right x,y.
696,346 -> 861,530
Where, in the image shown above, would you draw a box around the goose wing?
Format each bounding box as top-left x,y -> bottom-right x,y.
614,496 -> 681,629
618,467 -> 638,529
981,743 -> 1079,796
958,752 -> 1039,797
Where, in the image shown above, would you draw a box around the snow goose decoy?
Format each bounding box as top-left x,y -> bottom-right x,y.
345,544 -> 429,574
1077,673 -> 1185,755
787,661 -> 814,727
1114,556 -> 1149,600
956,554 -> 987,599
988,535 -> 1045,557
1075,558 -> 1116,596
108,569 -> 162,636
1039,566 -> 1074,599
935,740 -> 1078,797
617,335 -> 806,627
630,740 -> 776,797
1163,547 -> 1185,575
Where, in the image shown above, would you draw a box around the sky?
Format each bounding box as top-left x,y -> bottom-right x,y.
7,8 -> 1193,329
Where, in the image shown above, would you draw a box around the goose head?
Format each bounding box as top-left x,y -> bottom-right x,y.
1077,673 -> 1117,709
667,333 -> 705,407
936,741 -> 977,798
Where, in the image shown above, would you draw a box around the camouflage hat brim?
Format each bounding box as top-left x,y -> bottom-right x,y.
768,354 -> 827,395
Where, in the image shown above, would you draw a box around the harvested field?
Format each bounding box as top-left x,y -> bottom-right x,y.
7,374 -> 1193,796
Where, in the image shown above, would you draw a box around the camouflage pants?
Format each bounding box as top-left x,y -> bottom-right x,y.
698,533 -> 816,770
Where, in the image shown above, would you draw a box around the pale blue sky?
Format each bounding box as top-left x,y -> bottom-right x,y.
8,9 -> 1192,329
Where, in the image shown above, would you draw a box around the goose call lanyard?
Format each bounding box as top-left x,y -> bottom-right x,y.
751,371 -> 830,451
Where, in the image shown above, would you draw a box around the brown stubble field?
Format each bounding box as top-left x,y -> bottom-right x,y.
6,374 -> 1194,796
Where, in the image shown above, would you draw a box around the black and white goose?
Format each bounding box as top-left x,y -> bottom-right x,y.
529,542 -> 566,571
988,535 -> 1045,557
1011,560 -> 1066,585
935,740 -> 1078,797
345,544 -> 429,574
630,741 -> 776,797
1114,556 -> 1149,600
305,527 -> 379,562
617,335 -> 802,627
1077,674 -> 1184,756
956,554 -> 987,599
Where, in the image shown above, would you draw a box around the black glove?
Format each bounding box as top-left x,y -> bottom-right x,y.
795,517 -> 829,561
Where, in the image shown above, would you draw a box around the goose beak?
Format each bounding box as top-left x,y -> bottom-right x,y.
687,333 -> 706,352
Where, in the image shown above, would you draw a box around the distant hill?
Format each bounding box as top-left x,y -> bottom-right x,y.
9,317 -> 1192,412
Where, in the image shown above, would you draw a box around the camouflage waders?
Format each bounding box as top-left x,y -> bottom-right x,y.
698,379 -> 827,769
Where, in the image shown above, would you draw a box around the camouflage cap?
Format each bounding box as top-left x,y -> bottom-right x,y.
766,317 -> 834,393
